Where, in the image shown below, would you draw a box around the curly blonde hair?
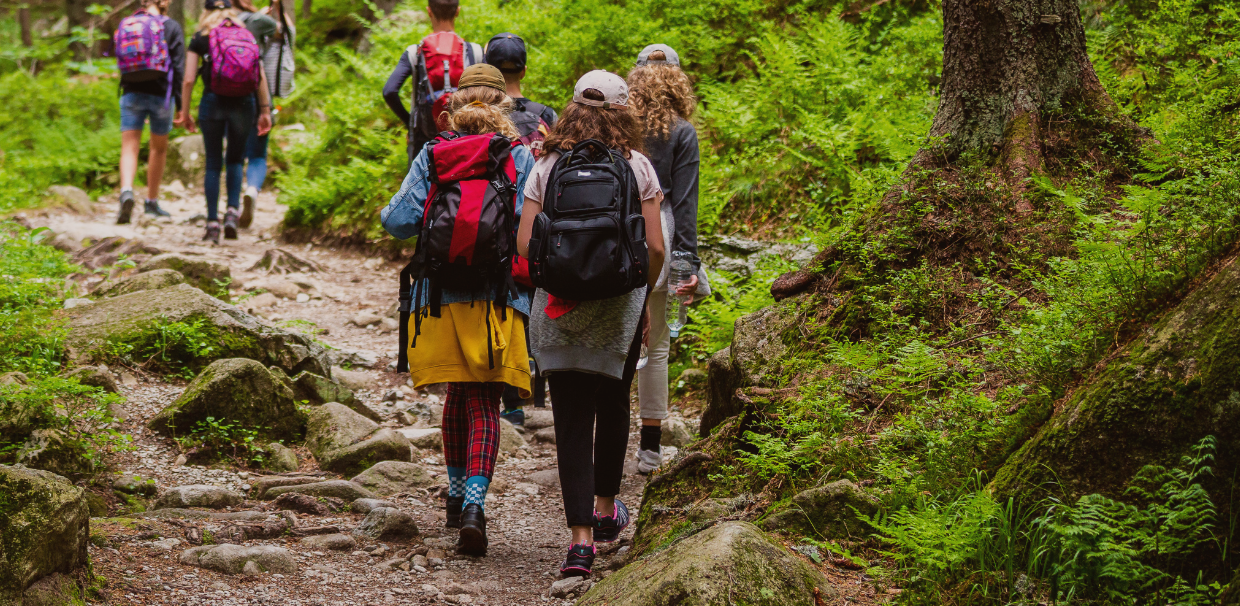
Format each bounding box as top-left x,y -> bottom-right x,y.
446,87 -> 519,140
627,63 -> 696,138
196,7 -> 240,33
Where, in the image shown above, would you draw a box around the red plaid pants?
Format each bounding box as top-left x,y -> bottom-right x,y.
441,382 -> 505,479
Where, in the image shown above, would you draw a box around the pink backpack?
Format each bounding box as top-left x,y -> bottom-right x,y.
208,19 -> 262,97
114,12 -> 173,105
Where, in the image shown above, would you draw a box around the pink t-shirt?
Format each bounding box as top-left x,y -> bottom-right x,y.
523,150 -> 664,205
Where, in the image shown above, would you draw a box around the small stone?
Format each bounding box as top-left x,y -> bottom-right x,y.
550,577 -> 585,598
533,427 -> 556,444
120,371 -> 139,386
62,298 -> 93,309
300,533 -> 357,551
412,555 -> 429,568
242,560 -> 262,576
296,293 -> 310,303
210,581 -> 230,591
351,310 -> 383,327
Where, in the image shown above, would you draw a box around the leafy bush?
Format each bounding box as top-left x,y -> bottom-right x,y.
174,416 -> 269,466
0,376 -> 130,475
102,317 -> 220,380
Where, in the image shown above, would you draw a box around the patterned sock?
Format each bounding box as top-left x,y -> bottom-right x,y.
464,475 -> 490,511
446,466 -> 466,498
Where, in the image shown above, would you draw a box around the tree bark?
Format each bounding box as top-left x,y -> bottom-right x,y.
19,7 -> 34,47
300,0 -> 310,16
915,0 -> 1121,181
65,0 -> 91,60
168,0 -> 184,30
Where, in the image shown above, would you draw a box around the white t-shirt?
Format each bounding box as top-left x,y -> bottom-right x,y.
523,149 -> 664,205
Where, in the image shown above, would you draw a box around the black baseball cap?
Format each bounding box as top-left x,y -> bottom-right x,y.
485,33 -> 526,74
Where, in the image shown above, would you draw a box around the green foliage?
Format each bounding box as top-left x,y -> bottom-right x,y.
103,318 -> 220,379
174,416 -> 269,467
873,438 -> 1226,605
0,376 -> 131,474
0,222 -> 78,376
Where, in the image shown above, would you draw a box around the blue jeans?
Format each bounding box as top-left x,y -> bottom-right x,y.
198,91 -> 255,221
244,127 -> 270,191
120,92 -> 173,135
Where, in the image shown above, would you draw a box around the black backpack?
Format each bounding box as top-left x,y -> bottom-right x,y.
396,131 -> 520,373
527,139 -> 649,300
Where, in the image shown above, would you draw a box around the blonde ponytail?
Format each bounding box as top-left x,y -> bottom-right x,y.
447,87 -> 519,140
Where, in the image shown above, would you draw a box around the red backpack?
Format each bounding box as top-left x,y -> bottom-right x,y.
409,33 -> 480,141
397,132 -> 521,372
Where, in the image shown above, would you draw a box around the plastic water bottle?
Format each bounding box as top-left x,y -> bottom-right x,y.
666,251 -> 694,338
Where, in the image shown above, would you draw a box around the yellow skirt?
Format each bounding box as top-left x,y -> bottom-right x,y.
407,301 -> 532,398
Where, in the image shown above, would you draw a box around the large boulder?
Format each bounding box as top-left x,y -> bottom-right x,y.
579,522 -> 835,606
148,358 -> 306,441
992,256 -> 1240,504
63,365 -> 120,394
153,485 -> 244,510
759,480 -> 879,538
264,442 -> 299,472
63,283 -> 328,376
138,253 -> 231,299
291,371 -> 380,422
499,418 -> 526,454
251,476 -> 320,499
306,403 -> 412,476
166,134 -> 212,185
46,185 -> 93,214
0,465 -> 90,604
701,296 -> 806,437
353,507 -> 419,541
350,461 -> 434,496
14,430 -> 94,477
93,268 -> 186,298
263,480 -> 375,501
179,544 -> 296,575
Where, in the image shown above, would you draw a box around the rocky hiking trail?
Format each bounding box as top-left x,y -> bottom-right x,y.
23,188 -> 689,606
8,187 -> 880,606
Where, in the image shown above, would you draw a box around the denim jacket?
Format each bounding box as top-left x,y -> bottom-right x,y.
381,141 -> 535,316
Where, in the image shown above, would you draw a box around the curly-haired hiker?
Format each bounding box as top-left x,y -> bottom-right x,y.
381,64 -> 535,557
517,70 -> 665,577
627,44 -> 710,473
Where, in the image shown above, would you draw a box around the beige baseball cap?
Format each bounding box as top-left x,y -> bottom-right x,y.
572,70 -> 629,109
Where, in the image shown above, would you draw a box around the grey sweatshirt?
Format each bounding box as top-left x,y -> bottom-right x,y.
644,118 -> 701,270
529,286 -> 647,380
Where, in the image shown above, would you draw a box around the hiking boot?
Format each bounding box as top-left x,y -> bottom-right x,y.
117,190 -> 135,225
203,221 -> 221,244
457,503 -> 488,556
500,408 -> 525,429
560,544 -> 595,577
636,448 -> 662,474
593,498 -> 630,543
144,199 -> 171,218
240,186 -> 256,228
223,208 -> 240,240
445,496 -> 464,529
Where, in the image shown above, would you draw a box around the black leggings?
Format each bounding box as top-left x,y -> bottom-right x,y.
551,325 -> 642,528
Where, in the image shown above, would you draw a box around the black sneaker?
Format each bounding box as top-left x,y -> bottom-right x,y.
593,498 -> 630,543
445,496 -> 464,529
117,190 -> 135,225
457,503 -> 487,556
560,544 -> 595,577
203,221 -> 221,244
223,208 -> 240,240
144,199 -> 171,217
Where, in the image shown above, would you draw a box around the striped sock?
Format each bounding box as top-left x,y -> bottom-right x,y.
447,466 -> 466,498
464,475 -> 489,511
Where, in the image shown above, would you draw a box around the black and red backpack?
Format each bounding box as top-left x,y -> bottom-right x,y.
396,132 -> 521,372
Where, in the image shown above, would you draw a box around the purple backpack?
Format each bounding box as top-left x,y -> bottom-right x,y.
208,19 -> 262,97
114,11 -> 173,105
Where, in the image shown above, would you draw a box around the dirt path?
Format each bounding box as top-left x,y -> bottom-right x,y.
31,189 -> 667,606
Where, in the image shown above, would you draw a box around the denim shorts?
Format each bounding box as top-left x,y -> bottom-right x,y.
120,92 -> 173,135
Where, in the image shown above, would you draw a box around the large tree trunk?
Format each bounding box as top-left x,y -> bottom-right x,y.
300,0 -> 311,16
168,0 -> 185,30
65,0 -> 92,60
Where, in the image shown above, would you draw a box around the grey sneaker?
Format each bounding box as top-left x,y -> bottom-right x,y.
223,208 -> 240,240
117,190 -> 135,224
203,220 -> 221,244
637,448 -> 662,474
144,199 -> 171,217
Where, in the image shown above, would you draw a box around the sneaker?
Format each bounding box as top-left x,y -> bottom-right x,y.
560,544 -> 595,577
500,408 -> 525,429
203,221 -> 221,244
223,208 -> 240,240
144,199 -> 171,217
116,190 -> 135,225
593,498 -> 630,543
637,448 -> 662,474
445,496 -> 464,529
240,186 -> 256,228
457,503 -> 488,556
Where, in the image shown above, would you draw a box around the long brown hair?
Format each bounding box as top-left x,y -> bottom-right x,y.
544,89 -> 645,158
627,63 -> 696,138
447,86 -> 519,139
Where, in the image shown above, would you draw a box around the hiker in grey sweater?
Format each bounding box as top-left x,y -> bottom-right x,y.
517,71 -> 665,578
627,44 -> 710,473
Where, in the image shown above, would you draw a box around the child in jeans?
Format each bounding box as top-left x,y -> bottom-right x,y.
517,70 -> 665,577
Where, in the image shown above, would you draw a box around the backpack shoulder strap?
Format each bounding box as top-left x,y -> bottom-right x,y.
463,40 -> 482,66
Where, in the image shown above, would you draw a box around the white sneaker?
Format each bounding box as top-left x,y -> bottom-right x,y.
637,448 -> 662,474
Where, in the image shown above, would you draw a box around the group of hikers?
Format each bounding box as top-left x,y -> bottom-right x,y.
113,0 -> 706,579
114,0 -> 293,241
